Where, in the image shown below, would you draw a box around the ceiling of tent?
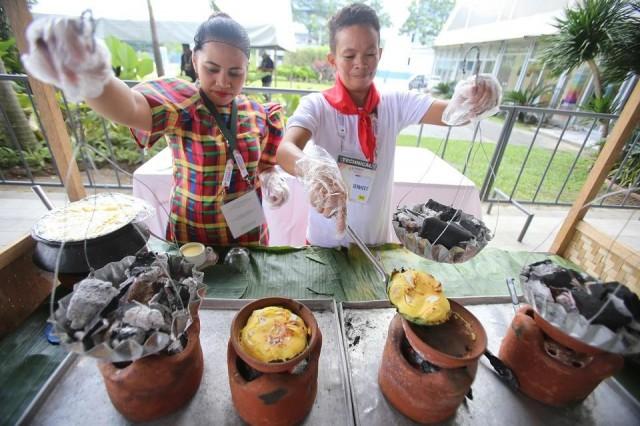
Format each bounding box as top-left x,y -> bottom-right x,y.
31,15 -> 295,51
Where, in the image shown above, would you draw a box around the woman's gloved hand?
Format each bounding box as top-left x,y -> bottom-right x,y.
442,74 -> 502,126
295,145 -> 347,236
22,14 -> 113,102
258,167 -> 290,207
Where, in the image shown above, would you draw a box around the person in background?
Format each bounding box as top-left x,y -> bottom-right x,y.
258,51 -> 274,87
180,43 -> 197,82
22,12 -> 289,246
276,3 -> 500,247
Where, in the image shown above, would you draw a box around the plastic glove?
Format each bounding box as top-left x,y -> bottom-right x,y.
442,74 -> 502,126
22,15 -> 112,102
295,145 -> 348,236
258,167 -> 290,207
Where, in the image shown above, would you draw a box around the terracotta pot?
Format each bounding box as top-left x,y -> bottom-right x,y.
379,300 -> 487,424
230,297 -> 320,373
98,319 -> 204,422
498,305 -> 624,407
402,299 -> 488,368
228,297 -> 322,425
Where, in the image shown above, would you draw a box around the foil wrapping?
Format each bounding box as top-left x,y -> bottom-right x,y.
392,200 -> 492,263
521,260 -> 640,355
51,252 -> 205,362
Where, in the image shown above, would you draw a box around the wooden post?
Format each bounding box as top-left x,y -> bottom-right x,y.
550,81 -> 640,255
4,0 -> 86,201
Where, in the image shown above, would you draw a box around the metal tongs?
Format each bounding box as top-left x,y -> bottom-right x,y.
346,225 -> 389,286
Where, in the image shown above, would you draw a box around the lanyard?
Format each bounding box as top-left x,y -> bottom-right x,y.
200,90 -> 251,188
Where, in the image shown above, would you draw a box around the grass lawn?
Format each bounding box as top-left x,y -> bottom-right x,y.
245,80 -> 331,91
396,134 -> 594,204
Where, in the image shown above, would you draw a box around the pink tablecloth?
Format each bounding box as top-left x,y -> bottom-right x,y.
132,146 -> 481,246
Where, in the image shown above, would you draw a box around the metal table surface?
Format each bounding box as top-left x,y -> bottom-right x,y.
340,298 -> 640,426
19,299 -> 354,426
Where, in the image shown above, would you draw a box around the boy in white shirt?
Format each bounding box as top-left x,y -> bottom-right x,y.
277,3 -> 497,247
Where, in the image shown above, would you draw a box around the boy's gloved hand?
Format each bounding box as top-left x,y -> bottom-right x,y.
258,167 -> 290,207
442,74 -> 502,126
295,145 -> 347,236
22,15 -> 113,102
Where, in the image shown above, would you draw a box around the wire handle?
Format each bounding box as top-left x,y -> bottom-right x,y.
461,45 -> 481,85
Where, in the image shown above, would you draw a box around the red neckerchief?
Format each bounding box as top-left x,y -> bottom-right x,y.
323,76 -> 380,163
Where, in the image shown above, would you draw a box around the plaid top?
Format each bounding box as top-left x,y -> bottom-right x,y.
131,78 -> 283,246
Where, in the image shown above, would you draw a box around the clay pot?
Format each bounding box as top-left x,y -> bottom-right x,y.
228,297 -> 322,425
378,300 -> 487,424
98,319 -> 204,422
499,305 -> 624,407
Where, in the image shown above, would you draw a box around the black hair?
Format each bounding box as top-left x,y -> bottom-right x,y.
193,12 -> 251,58
329,3 -> 380,53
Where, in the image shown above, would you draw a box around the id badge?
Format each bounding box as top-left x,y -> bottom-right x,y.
221,191 -> 266,238
338,155 -> 377,204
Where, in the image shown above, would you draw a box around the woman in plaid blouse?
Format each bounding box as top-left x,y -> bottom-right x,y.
23,13 -> 286,246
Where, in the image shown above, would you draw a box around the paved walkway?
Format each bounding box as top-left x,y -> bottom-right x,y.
2,186 -> 638,254
400,119 -> 591,153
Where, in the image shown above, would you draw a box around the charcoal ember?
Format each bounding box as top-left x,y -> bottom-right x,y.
419,217 -> 473,249
459,218 -> 483,236
401,337 -> 440,374
424,199 -> 450,213
602,282 -> 640,320
438,207 -> 461,223
110,325 -> 146,346
127,251 -> 158,277
237,357 -> 263,381
123,305 -> 165,331
571,286 -> 631,331
541,269 -> 575,289
125,277 -> 163,304
67,278 -> 119,329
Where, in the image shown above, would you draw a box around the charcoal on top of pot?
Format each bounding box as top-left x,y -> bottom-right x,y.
522,260 -> 640,334
419,217 -> 473,250
239,306 -> 310,363
392,198 -> 492,263
52,250 -> 204,362
387,269 -> 451,325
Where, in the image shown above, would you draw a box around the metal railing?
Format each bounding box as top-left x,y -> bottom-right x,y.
2,73 -> 639,219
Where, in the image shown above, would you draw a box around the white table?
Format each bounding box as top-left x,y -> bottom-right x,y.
392,146 -> 482,218
131,147 -> 308,246
132,146 -> 481,246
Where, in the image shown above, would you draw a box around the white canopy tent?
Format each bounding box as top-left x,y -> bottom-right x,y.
31,0 -> 296,51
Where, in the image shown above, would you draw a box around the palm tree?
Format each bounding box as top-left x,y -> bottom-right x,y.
541,0 -> 637,136
503,82 -> 553,123
0,55 -> 38,151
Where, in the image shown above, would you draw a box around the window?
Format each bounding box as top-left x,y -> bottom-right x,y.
448,6 -> 470,30
511,0 -> 568,19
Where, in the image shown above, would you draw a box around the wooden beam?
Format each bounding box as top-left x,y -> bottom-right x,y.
550,81 -> 640,254
4,0 -> 86,201
0,233 -> 34,270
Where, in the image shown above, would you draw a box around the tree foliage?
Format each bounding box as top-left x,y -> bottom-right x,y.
541,0 -> 637,93
292,0 -> 391,45
600,1 -> 640,83
399,0 -> 455,46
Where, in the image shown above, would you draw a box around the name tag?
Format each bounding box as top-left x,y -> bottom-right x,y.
221,191 -> 266,238
338,155 -> 377,204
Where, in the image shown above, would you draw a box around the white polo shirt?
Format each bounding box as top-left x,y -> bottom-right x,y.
287,90 -> 434,247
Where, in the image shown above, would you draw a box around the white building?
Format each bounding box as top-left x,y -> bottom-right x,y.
431,0 -> 636,111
